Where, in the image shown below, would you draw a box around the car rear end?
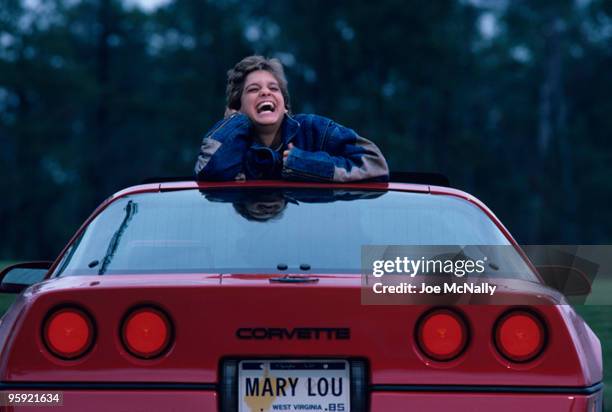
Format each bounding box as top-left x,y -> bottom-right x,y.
0,182 -> 602,411
0,275 -> 603,411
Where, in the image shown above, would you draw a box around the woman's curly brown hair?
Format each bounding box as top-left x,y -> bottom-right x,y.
226,55 -> 291,114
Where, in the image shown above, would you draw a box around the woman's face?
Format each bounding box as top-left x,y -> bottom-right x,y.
240,70 -> 286,128
244,197 -> 287,221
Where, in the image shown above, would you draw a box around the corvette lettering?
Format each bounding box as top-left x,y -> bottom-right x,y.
236,328 -> 350,340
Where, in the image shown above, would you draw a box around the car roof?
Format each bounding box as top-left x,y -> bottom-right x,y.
112,180 -> 468,200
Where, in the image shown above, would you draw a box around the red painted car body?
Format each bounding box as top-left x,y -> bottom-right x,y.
0,180 -> 603,411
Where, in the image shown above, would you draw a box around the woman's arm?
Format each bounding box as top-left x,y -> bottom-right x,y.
194,113 -> 252,181
282,116 -> 389,182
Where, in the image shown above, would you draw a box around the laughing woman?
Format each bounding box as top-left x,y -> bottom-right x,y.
194,55 -> 389,182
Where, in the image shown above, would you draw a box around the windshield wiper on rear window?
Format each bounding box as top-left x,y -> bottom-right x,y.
98,200 -> 138,275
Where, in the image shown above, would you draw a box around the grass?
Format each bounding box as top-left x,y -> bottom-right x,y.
0,261 -> 608,408
0,261 -> 19,314
574,306 -> 611,410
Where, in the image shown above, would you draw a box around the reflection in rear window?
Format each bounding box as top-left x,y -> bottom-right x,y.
54,188 -> 530,277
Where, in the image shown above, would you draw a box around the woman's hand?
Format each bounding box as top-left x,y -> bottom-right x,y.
224,107 -> 239,118
283,143 -> 295,161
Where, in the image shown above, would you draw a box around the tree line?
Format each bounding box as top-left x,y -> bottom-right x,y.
1,0 -> 611,259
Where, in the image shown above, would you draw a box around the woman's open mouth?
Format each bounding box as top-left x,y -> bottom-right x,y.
256,101 -> 276,114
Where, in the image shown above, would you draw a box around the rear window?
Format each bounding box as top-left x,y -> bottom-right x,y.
53,188 -> 534,279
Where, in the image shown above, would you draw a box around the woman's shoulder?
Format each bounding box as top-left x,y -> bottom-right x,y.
293,113 -> 332,121
292,113 -> 334,128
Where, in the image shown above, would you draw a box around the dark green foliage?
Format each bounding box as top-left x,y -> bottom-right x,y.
1,0 -> 611,260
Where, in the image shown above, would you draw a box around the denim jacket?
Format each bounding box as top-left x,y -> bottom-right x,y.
194,113 -> 389,182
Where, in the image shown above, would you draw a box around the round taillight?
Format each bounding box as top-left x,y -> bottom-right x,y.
43,307 -> 94,360
121,307 -> 172,359
416,309 -> 468,361
495,310 -> 546,362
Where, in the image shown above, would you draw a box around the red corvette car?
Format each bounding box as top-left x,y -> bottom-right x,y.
0,179 -> 603,411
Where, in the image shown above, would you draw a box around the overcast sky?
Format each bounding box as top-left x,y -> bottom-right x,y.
124,0 -> 172,12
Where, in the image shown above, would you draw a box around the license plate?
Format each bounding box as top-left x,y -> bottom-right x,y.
238,359 -> 350,412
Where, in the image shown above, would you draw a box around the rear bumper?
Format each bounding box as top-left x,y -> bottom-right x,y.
0,387 -> 603,412
370,391 -> 603,412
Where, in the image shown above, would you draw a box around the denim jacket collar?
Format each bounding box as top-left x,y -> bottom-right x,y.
248,114 -> 300,150
281,113 -> 301,145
